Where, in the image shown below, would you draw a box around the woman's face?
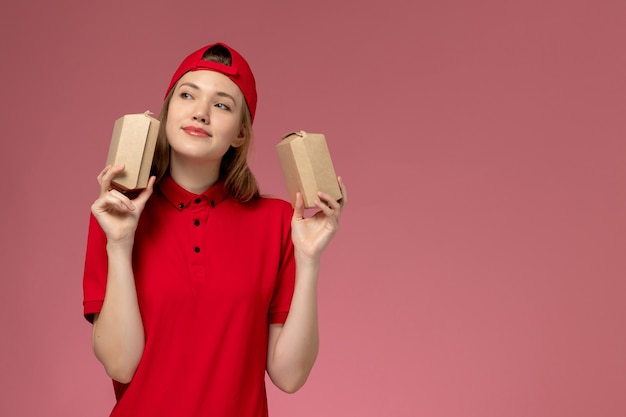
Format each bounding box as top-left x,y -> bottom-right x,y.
165,70 -> 245,165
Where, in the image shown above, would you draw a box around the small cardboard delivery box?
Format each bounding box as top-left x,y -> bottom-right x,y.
106,111 -> 160,191
276,131 -> 342,208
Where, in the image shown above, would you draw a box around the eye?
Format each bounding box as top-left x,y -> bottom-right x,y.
215,103 -> 231,111
180,92 -> 193,99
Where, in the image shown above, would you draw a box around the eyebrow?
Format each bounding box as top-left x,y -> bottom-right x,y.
179,82 -> 238,105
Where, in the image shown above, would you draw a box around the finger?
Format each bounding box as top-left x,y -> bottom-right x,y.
316,191 -> 341,213
337,176 -> 348,208
133,176 -> 156,207
96,165 -> 113,185
314,195 -> 338,218
292,192 -> 305,221
99,164 -> 126,193
107,189 -> 136,211
92,191 -> 135,213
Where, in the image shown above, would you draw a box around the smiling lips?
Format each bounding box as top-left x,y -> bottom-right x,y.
182,126 -> 210,137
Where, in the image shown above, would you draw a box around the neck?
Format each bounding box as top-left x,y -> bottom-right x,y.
169,154 -> 221,194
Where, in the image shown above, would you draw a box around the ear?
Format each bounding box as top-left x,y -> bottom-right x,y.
232,125 -> 247,148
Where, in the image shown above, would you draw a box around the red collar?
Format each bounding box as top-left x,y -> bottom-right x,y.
158,175 -> 228,210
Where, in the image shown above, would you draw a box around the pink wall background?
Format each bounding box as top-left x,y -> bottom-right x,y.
1,1 -> 624,416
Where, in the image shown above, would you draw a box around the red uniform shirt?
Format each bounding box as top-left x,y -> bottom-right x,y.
83,176 -> 296,417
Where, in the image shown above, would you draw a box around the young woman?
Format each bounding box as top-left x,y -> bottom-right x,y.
82,42 -> 347,417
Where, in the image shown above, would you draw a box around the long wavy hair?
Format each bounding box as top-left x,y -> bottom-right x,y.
151,45 -> 260,202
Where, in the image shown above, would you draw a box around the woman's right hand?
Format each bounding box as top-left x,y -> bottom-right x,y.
90,164 -> 156,244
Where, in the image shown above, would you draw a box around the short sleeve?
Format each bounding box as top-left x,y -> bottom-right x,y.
268,202 -> 296,324
82,213 -> 108,323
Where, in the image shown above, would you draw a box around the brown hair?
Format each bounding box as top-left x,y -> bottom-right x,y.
151,45 -> 260,202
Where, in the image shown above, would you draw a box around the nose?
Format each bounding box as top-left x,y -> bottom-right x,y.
193,105 -> 210,124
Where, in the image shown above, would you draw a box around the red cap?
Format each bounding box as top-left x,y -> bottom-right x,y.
164,42 -> 257,122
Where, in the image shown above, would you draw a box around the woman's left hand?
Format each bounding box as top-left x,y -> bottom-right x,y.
291,177 -> 348,261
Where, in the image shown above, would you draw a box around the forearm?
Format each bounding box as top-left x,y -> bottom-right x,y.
92,241 -> 145,383
268,181 -> 346,392
268,254 -> 320,393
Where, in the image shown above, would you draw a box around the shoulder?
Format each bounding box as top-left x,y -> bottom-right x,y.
224,196 -> 293,226
256,196 -> 293,211
232,195 -> 292,213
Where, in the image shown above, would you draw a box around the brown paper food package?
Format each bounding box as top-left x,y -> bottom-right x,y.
276,131 -> 342,208
105,111 -> 160,191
